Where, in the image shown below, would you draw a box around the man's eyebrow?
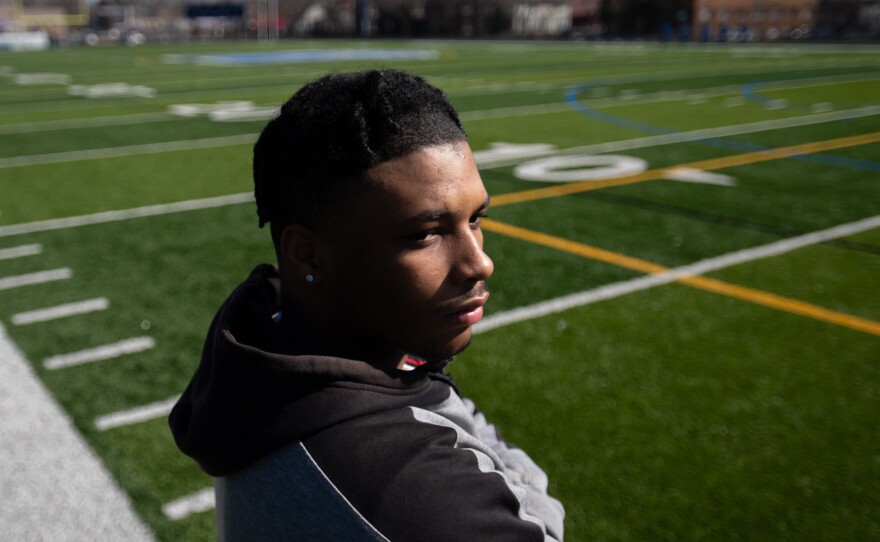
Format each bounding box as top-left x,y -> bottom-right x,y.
405,209 -> 452,224
405,196 -> 490,224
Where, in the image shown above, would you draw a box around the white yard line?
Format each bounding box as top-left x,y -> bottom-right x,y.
0,133 -> 257,169
439,59 -> 877,104
0,105 -> 876,241
458,84 -> 741,122
475,273 -> 677,334
0,112 -> 174,135
43,336 -> 156,370
5,84 -> 878,170
459,102 -> 573,122
3,56 -> 875,119
95,395 -> 181,431
0,193 -> 254,238
475,214 -> 880,334
162,487 -> 216,521
6,101 -> 870,172
12,297 -> 110,326
667,214 -> 880,277
460,73 -> 880,124
562,104 -> 880,151
476,105 -> 880,169
0,243 -> 42,260
0,322 -> 155,541
0,268 -> 72,291
754,72 -> 880,93
0,68 -> 876,135
155,211 -> 880,524
0,103 -> 876,240
547,58 -> 880,87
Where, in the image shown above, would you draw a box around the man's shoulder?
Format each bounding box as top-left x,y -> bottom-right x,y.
302,405 -> 549,542
219,401 -> 556,542
217,441 -> 390,542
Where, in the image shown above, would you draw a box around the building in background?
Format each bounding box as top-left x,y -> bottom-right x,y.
597,0 -> 854,41
604,0 -> 880,40
0,0 -> 87,34
1,0 -> 878,44
690,0 -> 819,41
600,0 -> 693,38
816,0 -> 880,38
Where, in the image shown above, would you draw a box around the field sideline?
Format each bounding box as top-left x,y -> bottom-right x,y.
1,40 -> 879,541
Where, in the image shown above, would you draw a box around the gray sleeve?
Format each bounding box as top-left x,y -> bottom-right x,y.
432,394 -> 565,541
304,404 -> 562,542
462,397 -> 566,541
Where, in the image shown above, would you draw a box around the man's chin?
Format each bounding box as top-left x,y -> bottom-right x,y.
418,331 -> 474,366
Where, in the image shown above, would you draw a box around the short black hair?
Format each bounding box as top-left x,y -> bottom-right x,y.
253,69 -> 467,245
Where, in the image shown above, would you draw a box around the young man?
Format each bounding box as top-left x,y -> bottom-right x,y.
169,69 -> 564,541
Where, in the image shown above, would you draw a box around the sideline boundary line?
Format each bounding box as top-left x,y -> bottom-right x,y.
0,322 -> 155,540
479,215 -> 880,336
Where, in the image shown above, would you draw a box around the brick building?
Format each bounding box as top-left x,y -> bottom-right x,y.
600,0 -> 880,41
691,0 -> 819,40
5,0 -> 878,42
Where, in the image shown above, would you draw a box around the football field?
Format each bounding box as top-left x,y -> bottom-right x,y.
1,40 -> 879,540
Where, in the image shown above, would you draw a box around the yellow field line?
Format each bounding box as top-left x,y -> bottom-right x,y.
483,219 -> 880,337
483,219 -> 668,275
679,275 -> 880,337
492,131 -> 880,207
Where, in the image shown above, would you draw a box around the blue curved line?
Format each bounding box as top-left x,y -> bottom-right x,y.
565,83 -> 880,173
565,83 -> 673,136
740,81 -> 773,106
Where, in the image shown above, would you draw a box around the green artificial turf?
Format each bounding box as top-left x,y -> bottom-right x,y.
1,40 -> 878,541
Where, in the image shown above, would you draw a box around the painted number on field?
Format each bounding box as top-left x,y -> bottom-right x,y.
514,154 -> 648,182
472,142 -> 558,168
68,83 -> 156,98
168,101 -> 278,122
479,142 -> 737,187
13,73 -> 72,85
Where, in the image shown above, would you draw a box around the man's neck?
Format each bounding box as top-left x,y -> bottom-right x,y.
277,303 -> 405,371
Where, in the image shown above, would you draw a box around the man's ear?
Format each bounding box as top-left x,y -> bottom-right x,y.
279,224 -> 324,285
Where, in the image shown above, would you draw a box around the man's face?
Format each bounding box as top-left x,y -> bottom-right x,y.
325,141 -> 494,364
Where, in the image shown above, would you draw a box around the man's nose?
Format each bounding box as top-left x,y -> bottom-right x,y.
452,231 -> 494,284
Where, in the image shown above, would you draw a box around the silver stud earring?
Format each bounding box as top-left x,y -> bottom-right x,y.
305,274 -> 315,283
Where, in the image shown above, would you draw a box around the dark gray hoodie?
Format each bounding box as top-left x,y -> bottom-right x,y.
170,264 -> 564,541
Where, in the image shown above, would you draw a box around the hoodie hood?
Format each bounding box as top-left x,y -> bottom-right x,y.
169,264 -> 451,476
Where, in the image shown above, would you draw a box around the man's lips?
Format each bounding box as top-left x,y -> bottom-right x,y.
443,292 -> 489,327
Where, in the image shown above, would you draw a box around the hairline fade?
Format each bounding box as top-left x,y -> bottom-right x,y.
253,69 -> 468,248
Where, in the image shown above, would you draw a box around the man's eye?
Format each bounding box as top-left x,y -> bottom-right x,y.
470,213 -> 487,227
411,230 -> 438,242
